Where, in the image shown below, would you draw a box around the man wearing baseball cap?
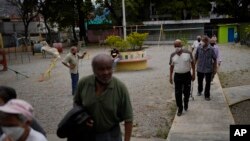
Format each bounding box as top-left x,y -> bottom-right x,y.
0,99 -> 47,141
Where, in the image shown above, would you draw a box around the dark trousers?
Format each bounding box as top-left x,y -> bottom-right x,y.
197,72 -> 212,98
71,73 -> 79,95
174,72 -> 191,111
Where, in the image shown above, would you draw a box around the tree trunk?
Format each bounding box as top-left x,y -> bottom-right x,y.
76,0 -> 88,44
44,18 -> 52,44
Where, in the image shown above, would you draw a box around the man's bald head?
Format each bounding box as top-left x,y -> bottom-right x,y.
174,39 -> 182,47
92,54 -> 113,84
70,46 -> 77,54
92,54 -> 113,70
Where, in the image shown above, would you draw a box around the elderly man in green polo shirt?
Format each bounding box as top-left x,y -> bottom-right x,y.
74,54 -> 133,141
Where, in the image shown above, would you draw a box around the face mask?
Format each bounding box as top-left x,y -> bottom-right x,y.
175,47 -> 182,52
201,42 -> 205,46
2,126 -> 24,141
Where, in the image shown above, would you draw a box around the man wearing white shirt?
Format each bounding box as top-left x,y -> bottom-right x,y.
169,39 -> 195,116
191,35 -> 202,56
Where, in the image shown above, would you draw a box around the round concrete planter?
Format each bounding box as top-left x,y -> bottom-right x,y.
116,50 -> 148,71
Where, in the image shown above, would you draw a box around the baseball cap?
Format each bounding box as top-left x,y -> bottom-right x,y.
0,99 -> 34,120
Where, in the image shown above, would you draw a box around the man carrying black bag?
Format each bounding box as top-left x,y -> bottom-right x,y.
57,105 -> 95,141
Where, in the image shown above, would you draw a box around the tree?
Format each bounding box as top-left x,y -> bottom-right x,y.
102,0 -> 150,25
7,0 -> 39,39
37,0 -> 55,44
151,0 -> 211,20
43,0 -> 94,43
213,0 -> 250,19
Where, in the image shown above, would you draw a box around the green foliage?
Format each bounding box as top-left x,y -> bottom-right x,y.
105,35 -> 130,51
105,32 -> 148,51
114,40 -> 130,52
105,35 -> 123,47
180,38 -> 190,50
151,0 -> 211,20
214,0 -> 250,19
127,32 -> 148,50
245,25 -> 250,35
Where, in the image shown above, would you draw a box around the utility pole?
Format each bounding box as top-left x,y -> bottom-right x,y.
122,0 -> 127,40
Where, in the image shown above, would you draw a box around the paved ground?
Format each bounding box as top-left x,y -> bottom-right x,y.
166,74 -> 235,141
0,45 -> 174,140
223,85 -> 250,106
1,43 -> 249,141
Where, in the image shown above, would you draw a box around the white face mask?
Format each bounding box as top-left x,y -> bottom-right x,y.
175,47 -> 182,52
2,126 -> 24,141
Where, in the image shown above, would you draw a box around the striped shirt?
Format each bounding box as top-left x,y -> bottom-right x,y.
195,45 -> 217,73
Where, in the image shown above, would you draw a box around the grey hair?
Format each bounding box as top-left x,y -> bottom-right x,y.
91,54 -> 113,69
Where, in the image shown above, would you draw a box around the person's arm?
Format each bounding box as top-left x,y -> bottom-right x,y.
62,61 -> 75,69
190,52 -> 195,81
169,54 -> 174,84
124,121 -> 133,141
212,50 -> 217,74
217,47 -> 222,66
78,52 -> 87,59
169,65 -> 174,84
191,61 -> 195,81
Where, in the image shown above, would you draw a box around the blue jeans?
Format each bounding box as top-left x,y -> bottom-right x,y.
71,73 -> 79,95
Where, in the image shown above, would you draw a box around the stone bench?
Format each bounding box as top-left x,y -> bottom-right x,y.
116,57 -> 148,71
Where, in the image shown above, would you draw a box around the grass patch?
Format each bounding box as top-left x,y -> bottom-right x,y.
156,101 -> 177,139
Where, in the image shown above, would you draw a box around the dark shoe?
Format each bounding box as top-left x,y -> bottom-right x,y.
177,112 -> 182,116
177,108 -> 182,116
184,104 -> 188,111
205,97 -> 211,101
197,92 -> 202,96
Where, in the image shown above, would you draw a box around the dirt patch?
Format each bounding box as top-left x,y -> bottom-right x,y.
219,69 -> 250,88
218,44 -> 250,125
230,100 -> 250,124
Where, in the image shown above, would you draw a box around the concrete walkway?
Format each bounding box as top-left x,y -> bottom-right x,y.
223,85 -> 250,106
166,74 -> 235,141
47,134 -> 165,141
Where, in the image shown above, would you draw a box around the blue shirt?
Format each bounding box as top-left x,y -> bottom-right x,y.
195,45 -> 217,73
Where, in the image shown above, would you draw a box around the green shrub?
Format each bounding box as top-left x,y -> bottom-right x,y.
105,35 -> 122,47
105,32 -> 148,51
127,32 -> 149,50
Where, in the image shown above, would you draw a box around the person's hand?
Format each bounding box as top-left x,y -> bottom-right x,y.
169,77 -> 173,84
69,64 -> 75,69
192,74 -> 195,81
213,69 -> 217,75
86,119 -> 94,128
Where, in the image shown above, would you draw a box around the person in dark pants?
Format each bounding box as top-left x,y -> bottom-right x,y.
62,46 -> 87,95
169,39 -> 195,116
195,36 -> 217,101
